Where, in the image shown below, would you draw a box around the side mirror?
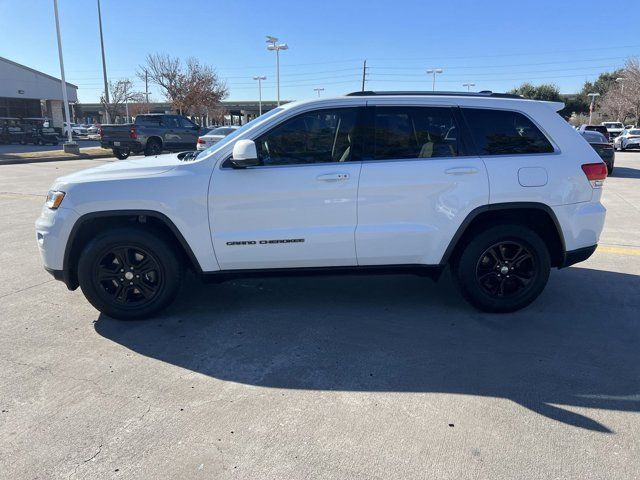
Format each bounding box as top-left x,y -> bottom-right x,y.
231,139 -> 260,168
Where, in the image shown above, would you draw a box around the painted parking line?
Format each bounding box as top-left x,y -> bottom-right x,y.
597,245 -> 640,256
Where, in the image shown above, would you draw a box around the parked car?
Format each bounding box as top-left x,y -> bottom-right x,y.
29,126 -> 59,146
99,114 -> 201,159
0,117 -> 27,144
577,124 -> 610,141
196,126 -> 240,151
63,123 -> 88,138
601,121 -> 625,140
580,130 -> 614,174
613,128 -> 640,151
86,124 -> 100,134
625,125 -> 635,130
37,91 -> 607,319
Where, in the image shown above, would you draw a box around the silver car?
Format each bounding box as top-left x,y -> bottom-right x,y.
196,126 -> 239,151
614,128 -> 640,151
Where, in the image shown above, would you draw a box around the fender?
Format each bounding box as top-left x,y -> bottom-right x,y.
439,202 -> 566,265
62,209 -> 203,289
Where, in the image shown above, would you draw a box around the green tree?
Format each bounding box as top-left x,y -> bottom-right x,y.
509,83 -> 561,101
580,69 -> 626,97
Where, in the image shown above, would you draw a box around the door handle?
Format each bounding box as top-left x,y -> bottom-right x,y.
316,173 -> 350,182
445,167 -> 479,175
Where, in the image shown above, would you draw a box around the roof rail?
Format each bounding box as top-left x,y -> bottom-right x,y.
346,90 -> 523,99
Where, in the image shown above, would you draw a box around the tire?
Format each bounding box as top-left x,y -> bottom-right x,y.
144,138 -> 162,156
113,147 -> 130,160
77,227 -> 184,320
451,224 -> 551,313
620,141 -> 626,151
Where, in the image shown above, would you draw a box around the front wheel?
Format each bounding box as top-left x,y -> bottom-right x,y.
452,225 -> 550,313
77,228 -> 184,320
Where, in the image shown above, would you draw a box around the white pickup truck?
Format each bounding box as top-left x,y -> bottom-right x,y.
36,91 -> 607,319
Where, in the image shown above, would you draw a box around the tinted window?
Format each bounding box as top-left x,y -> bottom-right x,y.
179,117 -> 196,128
373,107 -> 459,160
582,131 -> 608,143
135,115 -> 163,126
209,127 -> 236,136
463,109 -> 554,155
162,116 -> 180,128
255,108 -> 358,166
629,129 -> 640,135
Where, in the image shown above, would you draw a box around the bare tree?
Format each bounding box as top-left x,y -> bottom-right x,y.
139,54 -> 228,122
100,79 -> 145,123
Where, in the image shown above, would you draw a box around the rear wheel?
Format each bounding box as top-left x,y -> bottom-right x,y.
113,147 -> 130,160
145,138 -> 162,156
452,225 -> 550,313
77,228 -> 184,320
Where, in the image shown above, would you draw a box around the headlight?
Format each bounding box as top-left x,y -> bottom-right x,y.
45,190 -> 66,209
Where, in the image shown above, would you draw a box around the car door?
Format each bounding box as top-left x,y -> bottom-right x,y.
161,116 -> 181,149
355,104 -> 489,266
178,116 -> 200,149
209,106 -> 364,270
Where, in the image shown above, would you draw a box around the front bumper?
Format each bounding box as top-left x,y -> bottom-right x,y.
35,205 -> 79,274
559,245 -> 597,268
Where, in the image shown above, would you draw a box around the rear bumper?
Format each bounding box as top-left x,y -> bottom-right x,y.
101,140 -> 143,151
559,244 -> 597,268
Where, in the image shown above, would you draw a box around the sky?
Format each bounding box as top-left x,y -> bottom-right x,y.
1,0 -> 638,104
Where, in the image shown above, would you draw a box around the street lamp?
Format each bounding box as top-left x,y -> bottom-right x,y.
253,76 -> 266,115
588,92 -> 600,124
52,0 -> 78,153
266,36 -> 288,106
462,82 -> 476,92
616,77 -> 625,94
426,68 -> 443,91
97,0 -> 110,124
313,87 -> 325,97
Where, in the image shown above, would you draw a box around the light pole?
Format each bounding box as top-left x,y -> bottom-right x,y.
266,36 -> 288,106
463,82 -> 475,92
426,68 -> 443,91
97,0 -> 110,124
616,77 -> 625,94
313,87 -> 325,97
588,92 -> 600,124
52,0 -> 78,153
253,76 -> 266,115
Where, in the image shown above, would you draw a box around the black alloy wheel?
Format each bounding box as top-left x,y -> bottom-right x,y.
94,245 -> 162,307
475,241 -> 535,298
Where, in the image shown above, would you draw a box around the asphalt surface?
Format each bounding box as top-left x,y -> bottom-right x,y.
1,153 -> 639,479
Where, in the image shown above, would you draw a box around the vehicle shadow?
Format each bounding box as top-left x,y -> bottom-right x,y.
611,166 -> 640,179
95,267 -> 640,433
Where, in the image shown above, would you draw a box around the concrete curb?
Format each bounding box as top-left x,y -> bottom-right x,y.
0,153 -> 114,166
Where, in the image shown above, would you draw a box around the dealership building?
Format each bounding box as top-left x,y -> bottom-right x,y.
0,56 -> 77,128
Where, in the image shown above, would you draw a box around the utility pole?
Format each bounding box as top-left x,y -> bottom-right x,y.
123,79 -> 130,121
588,92 -> 600,124
361,59 -> 367,92
463,82 -> 475,92
313,87 -> 325,97
53,0 -> 78,153
266,36 -> 288,106
253,76 -> 266,115
426,68 -> 443,91
145,69 -> 149,113
97,0 -> 110,123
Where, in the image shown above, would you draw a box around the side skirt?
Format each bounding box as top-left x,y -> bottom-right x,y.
200,264 -> 445,283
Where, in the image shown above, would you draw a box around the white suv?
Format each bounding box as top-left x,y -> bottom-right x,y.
36,91 -> 607,319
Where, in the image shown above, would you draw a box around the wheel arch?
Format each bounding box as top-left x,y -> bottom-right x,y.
441,202 -> 567,268
62,210 -> 202,290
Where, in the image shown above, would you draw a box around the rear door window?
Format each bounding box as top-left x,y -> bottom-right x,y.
462,108 -> 554,155
372,106 -> 461,160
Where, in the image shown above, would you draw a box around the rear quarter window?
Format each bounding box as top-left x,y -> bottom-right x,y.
462,108 -> 554,155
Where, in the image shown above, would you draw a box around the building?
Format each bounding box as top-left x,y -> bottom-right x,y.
0,56 -> 77,128
77,100 -> 286,126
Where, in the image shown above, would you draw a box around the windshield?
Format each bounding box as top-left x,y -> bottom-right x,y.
197,108 -> 285,158
208,127 -> 237,136
604,122 -> 624,128
582,131 -> 607,143
630,130 -> 640,135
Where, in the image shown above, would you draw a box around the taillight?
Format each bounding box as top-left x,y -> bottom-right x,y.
129,126 -> 137,140
582,162 -> 607,188
197,138 -> 205,144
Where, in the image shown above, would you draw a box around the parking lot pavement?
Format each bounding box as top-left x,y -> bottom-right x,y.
1,153 -> 639,479
0,139 -> 100,155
